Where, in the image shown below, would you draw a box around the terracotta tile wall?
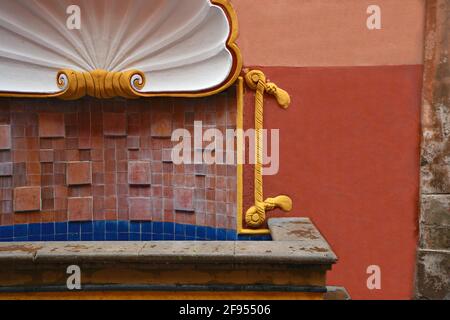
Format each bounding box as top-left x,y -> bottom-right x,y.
0,88 -> 237,230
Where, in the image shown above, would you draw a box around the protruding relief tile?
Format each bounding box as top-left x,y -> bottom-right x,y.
195,164 -> 207,176
39,113 -> 65,138
103,113 -> 127,137
14,187 -> 41,212
68,197 -> 93,221
0,125 -> 11,150
129,197 -> 152,221
162,148 -> 173,163
67,161 -> 92,186
151,113 -> 172,138
39,150 -> 54,163
128,161 -> 151,186
174,188 -> 194,212
0,162 -> 12,177
127,136 -> 140,150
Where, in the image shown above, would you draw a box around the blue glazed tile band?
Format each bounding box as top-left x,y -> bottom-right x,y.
0,221 -> 272,242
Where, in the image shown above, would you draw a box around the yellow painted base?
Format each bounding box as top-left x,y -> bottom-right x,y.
0,291 -> 323,300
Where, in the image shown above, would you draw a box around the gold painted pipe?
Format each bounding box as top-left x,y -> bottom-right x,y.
244,70 -> 293,229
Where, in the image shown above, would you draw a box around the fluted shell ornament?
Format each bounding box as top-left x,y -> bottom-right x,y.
0,0 -> 241,99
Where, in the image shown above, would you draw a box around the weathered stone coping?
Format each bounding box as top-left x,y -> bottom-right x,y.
269,218 -> 334,245
0,240 -> 336,266
0,218 -> 336,266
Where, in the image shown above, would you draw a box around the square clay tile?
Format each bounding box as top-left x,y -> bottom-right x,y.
39,150 -> 54,163
151,113 -> 172,138
68,197 -> 93,221
103,112 -> 127,137
174,188 -> 194,212
0,125 -> 11,150
39,113 -> 65,138
0,162 -> 12,177
128,161 -> 151,186
195,164 -> 207,176
129,197 -> 152,221
162,148 -> 173,163
67,161 -> 92,186
14,187 -> 41,212
127,136 -> 140,150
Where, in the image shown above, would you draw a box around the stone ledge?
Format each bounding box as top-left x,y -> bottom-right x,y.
0,240 -> 337,266
0,219 -> 337,266
268,218 -> 337,261
324,286 -> 351,300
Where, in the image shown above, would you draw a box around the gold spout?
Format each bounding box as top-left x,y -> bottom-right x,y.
265,195 -> 293,212
265,83 -> 291,109
245,195 -> 293,227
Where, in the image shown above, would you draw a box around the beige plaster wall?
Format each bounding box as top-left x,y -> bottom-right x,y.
232,0 -> 425,67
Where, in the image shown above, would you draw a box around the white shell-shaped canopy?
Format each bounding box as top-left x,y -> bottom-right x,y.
0,0 -> 238,95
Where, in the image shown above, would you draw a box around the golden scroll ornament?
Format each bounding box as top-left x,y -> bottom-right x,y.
57,69 -> 146,100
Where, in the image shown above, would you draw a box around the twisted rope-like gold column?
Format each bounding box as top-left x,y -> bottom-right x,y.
57,69 -> 146,100
244,70 -> 293,228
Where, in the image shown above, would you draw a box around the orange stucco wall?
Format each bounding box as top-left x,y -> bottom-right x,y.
234,0 -> 425,299
233,0 -> 425,67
